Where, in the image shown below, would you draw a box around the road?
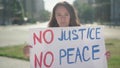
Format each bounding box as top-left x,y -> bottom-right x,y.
0,22 -> 48,47
0,23 -> 120,47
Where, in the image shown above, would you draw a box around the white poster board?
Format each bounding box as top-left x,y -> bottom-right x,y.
29,26 -> 108,68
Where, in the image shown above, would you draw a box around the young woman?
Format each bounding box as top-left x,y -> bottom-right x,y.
24,1 -> 80,57
24,1 -> 110,59
48,1 -> 80,27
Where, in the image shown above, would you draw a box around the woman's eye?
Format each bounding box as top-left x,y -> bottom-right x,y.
56,13 -> 69,17
56,13 -> 61,16
65,14 -> 69,16
57,14 -> 61,16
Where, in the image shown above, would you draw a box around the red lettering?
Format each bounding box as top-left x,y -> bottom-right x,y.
34,51 -> 54,68
33,29 -> 54,45
33,31 -> 42,45
44,51 -> 54,67
34,52 -> 43,68
43,29 -> 54,44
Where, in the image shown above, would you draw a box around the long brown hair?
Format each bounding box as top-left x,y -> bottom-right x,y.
48,1 -> 80,27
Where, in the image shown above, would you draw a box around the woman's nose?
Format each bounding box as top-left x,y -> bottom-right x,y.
61,16 -> 65,22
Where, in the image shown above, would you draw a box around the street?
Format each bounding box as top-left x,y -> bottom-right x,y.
0,22 -> 48,47
0,23 -> 120,47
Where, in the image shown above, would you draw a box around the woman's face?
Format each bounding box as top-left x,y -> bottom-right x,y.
55,6 -> 70,27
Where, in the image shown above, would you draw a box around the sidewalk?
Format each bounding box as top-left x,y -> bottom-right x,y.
0,56 -> 30,68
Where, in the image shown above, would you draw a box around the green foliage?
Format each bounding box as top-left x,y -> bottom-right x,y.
80,4 -> 94,22
73,0 -> 111,24
39,10 -> 50,22
73,0 -> 94,24
94,0 -> 111,23
5,0 -> 22,17
2,0 -> 24,25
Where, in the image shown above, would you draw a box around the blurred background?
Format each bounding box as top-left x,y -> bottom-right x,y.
0,0 -> 120,68
0,0 -> 120,26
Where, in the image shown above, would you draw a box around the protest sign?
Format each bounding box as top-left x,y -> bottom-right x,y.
29,26 -> 107,68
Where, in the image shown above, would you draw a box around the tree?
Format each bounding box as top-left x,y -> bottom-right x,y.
39,10 -> 50,22
80,4 -> 94,23
2,0 -> 24,25
94,0 -> 111,24
11,0 -> 24,25
73,0 -> 94,24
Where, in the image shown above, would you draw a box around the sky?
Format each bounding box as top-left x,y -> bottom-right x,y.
44,0 -> 75,12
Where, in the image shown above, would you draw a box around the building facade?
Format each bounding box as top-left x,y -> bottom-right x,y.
111,0 -> 120,26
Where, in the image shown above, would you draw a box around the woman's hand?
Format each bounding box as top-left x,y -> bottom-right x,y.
105,51 -> 110,60
23,45 -> 32,58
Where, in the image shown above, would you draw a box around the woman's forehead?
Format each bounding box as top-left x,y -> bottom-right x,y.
55,6 -> 68,12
